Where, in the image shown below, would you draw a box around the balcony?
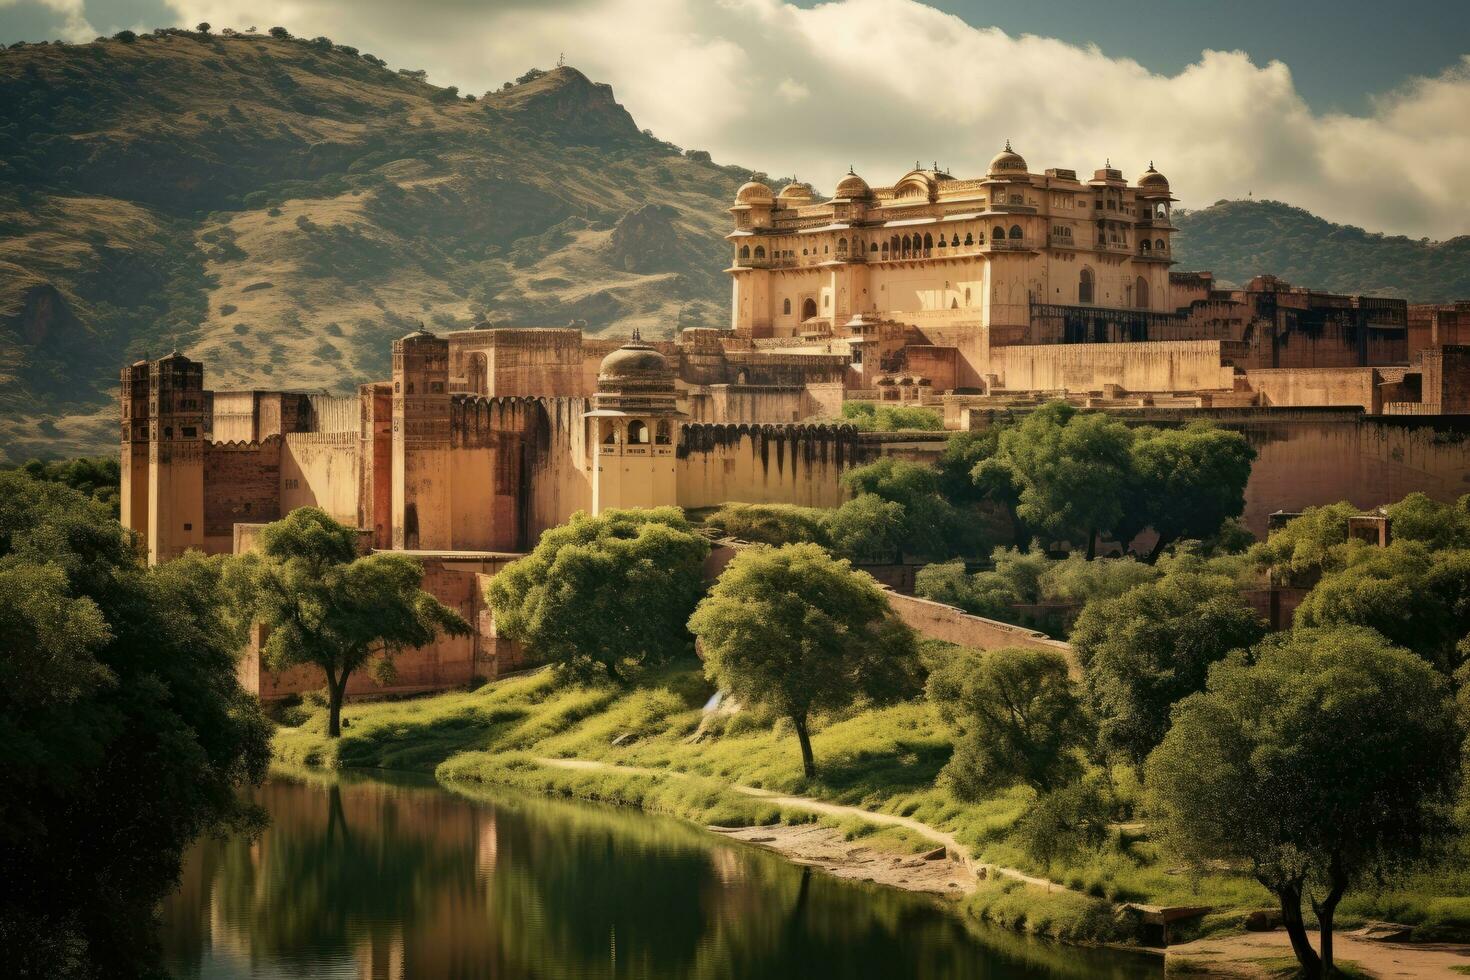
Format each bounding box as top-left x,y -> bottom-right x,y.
731,255 -> 771,270
1094,240 -> 1134,253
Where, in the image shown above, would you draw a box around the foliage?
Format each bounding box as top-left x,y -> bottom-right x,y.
1013,778 -> 1113,870
841,458 -> 962,560
689,543 -> 922,778
1249,502 -> 1361,585
227,508 -> 469,736
11,456 -> 120,516
0,471 -> 270,977
486,508 -> 709,684
1146,626 -> 1461,978
984,403 -> 1134,557
927,646 -> 1090,797
1118,423 -> 1256,557
703,502 -> 829,547
1294,541 -> 1470,670
822,493 -> 908,562
1071,568 -> 1266,763
839,401 -> 943,432
1385,493 -> 1470,551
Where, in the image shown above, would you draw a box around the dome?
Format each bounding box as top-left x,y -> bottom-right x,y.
734,180 -> 773,206
833,170 -> 870,200
598,340 -> 670,380
777,181 -> 813,201
1137,163 -> 1170,190
987,140 -> 1028,175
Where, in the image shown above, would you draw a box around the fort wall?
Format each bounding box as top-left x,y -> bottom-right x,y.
999,340 -> 1237,393
675,423 -> 863,510
281,431 -> 359,527
1244,367 -> 1382,413
203,438 -> 281,554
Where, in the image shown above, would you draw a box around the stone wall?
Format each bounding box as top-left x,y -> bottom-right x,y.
203,438 -> 281,553
675,423 -> 865,510
881,590 -> 1077,673
998,340 -> 1237,393
281,432 -> 360,527
1243,367 -> 1383,413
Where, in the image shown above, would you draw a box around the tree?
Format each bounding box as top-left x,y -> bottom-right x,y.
227,508 -> 469,736
1295,541 -> 1470,669
840,458 -> 958,560
704,502 -> 828,548
1384,492 -> 1470,551
1250,501 -> 1360,586
991,402 -> 1133,558
927,646 -> 1089,799
823,493 -> 906,562
1147,627 -> 1460,979
196,21 -> 211,33
268,25 -> 291,39
0,471 -> 270,976
486,508 -> 709,684
689,543 -> 921,778
1071,569 -> 1265,763
1120,423 -> 1256,559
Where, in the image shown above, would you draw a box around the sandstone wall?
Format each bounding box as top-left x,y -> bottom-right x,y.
203,438 -> 282,553
1244,367 -> 1382,412
675,423 -> 862,510
882,589 -> 1076,671
280,432 -> 360,527
999,340 -> 1236,393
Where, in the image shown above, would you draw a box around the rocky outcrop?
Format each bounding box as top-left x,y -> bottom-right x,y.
482,66 -> 641,147
606,204 -> 681,274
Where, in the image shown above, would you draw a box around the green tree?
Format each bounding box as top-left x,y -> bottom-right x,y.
1294,541 -> 1470,669
1120,423 -> 1256,559
927,646 -> 1089,799
487,508 -> 710,684
840,458 -> 958,560
1146,627 -> 1460,979
823,493 -> 906,562
704,502 -> 829,548
228,508 -> 469,736
0,471 -> 270,976
1384,492 -> 1470,551
1071,569 -> 1265,763
1249,502 -> 1360,586
689,543 -> 921,778
991,402 -> 1133,558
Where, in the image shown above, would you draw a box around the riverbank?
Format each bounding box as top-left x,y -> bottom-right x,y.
272,659 -> 1470,975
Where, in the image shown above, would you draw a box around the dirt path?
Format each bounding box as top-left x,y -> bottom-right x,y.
535,756 -> 1070,893
1168,929 -> 1470,979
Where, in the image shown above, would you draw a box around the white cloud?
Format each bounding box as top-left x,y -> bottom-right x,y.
162,0 -> 1470,239
2,0 -> 95,40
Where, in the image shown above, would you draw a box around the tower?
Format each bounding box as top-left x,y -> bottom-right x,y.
119,359 -> 151,548
392,328 -> 452,550
146,352 -> 205,563
586,335 -> 682,513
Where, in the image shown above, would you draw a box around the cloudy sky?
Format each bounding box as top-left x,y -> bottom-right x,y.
5,0 -> 1470,240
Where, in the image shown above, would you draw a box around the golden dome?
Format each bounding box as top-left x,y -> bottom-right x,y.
833,169 -> 870,200
734,180 -> 774,206
777,181 -> 814,201
1137,163 -> 1170,189
987,140 -> 1028,175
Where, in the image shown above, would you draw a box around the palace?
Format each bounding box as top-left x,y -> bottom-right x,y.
117,144 -> 1470,699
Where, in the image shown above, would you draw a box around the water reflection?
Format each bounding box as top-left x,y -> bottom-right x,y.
161,773 -> 1161,980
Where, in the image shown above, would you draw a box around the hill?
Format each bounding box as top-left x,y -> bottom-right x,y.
1172,199 -> 1470,299
0,30 -> 754,462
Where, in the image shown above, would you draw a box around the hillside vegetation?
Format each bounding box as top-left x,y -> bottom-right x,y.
1173,199 -> 1470,299
0,30 -> 748,461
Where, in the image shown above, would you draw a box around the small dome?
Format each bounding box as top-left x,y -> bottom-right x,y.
734,180 -> 773,206
599,340 -> 670,380
988,141 -> 1028,175
777,181 -> 813,201
1137,163 -> 1169,189
833,170 -> 870,200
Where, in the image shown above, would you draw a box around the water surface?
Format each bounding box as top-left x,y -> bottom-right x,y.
160,773 -> 1162,979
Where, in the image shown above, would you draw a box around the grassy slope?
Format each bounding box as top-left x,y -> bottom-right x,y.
0,33 -> 743,462
275,653 -> 1470,943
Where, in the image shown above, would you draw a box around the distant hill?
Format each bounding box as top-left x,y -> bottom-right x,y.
1172,199 -> 1470,300
0,30 -> 755,462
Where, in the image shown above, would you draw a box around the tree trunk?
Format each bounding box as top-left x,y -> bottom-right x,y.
1276,882 -> 1322,979
1011,512 -> 1029,550
1147,533 -> 1173,563
792,713 -> 816,780
604,660 -> 624,684
326,671 -> 348,739
1312,866 -> 1348,978
1085,528 -> 1098,560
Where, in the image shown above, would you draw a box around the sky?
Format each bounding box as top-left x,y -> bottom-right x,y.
4,0 -> 1470,240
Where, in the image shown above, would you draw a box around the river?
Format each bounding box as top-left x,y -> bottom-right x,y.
159,773 -> 1163,979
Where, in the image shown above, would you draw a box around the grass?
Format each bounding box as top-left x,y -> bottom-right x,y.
272,656 -> 1470,948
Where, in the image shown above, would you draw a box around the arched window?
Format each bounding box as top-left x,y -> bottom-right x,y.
802,247 -> 808,256
870,242 -> 879,253
739,245 -> 750,258
1009,224 -> 1022,239
890,235 -> 900,253
880,242 -> 888,255
1136,277 -> 1150,309
902,235 -> 911,253
627,420 -> 648,444
655,420 -> 671,445
992,226 -> 1005,240
802,298 -> 818,319
1154,238 -> 1165,250
1140,240 -> 1150,252
937,236 -> 946,248
467,352 -> 488,395
1079,267 -> 1095,304
837,237 -> 847,252
964,287 -> 971,305
923,233 -> 933,251
783,298 -> 792,315
951,234 -> 960,247
964,232 -> 974,246
753,245 -> 765,259
602,420 -> 619,445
